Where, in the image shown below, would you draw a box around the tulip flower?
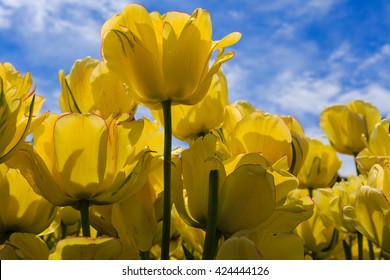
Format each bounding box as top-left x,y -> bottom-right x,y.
217,229 -> 305,260
0,62 -> 46,162
0,164 -> 57,241
227,111 -> 293,166
0,233 -> 50,260
59,57 -> 137,119
281,115 -> 309,175
356,119 -> 390,173
216,236 -> 260,260
8,113 -> 156,207
297,138 -> 341,191
49,237 -> 140,260
101,4 -> 240,109
152,69 -> 229,141
291,189 -> 339,258
344,186 -> 390,254
320,100 -> 381,155
175,134 -> 276,235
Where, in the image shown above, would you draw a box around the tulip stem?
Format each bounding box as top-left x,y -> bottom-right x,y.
368,239 -> 375,260
342,236 -> 352,260
357,232 -> 363,260
161,100 -> 172,260
202,169 -> 219,260
79,200 -> 91,237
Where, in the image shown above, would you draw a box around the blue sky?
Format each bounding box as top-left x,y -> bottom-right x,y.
1,0 -> 390,175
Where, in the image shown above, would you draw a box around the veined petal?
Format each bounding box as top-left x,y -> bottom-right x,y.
230,112 -> 292,165
49,237 -> 124,260
94,150 -> 152,205
120,4 -> 160,60
111,182 -> 156,252
182,135 -> 226,225
90,61 -> 137,119
103,29 -> 165,106
5,143 -> 71,206
33,113 -> 58,174
163,11 -> 191,38
218,164 -> 275,234
59,57 -> 99,113
54,114 -> 107,200
164,10 -> 213,100
257,196 -> 314,233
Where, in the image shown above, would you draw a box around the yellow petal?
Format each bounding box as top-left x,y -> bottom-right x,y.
103,29 -> 164,107
54,113 -> 107,200
216,236 -> 260,260
91,63 -> 137,119
49,237 -> 124,260
182,135 -> 226,225
112,182 -> 156,252
0,233 -> 49,260
218,164 -> 275,234
0,167 -> 56,234
257,196 -> 314,233
230,112 -> 292,165
5,143 -> 70,206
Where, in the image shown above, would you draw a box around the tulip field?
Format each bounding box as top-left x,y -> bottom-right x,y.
1,3 -> 390,260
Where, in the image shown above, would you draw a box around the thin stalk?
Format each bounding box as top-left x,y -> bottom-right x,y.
79,200 -> 90,237
342,239 -> 352,260
357,232 -> 364,260
202,170 -> 219,260
161,100 -> 172,260
368,239 -> 375,260
308,187 -> 313,198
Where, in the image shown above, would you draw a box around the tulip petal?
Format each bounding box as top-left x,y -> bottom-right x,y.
103,29 -> 164,107
218,164 -> 275,234
54,114 -> 107,200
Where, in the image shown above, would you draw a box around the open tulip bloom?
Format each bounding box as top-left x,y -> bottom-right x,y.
0,62 -> 46,163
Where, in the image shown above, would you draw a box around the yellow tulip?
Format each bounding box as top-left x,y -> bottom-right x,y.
356,119 -> 390,173
221,100 -> 255,138
175,134 -> 276,235
7,113 -> 154,207
343,186 -> 390,253
297,138 -> 341,189
0,62 -> 46,162
216,236 -> 260,260
320,100 -> 381,155
49,237 -> 140,260
0,233 -> 50,260
59,57 -> 137,119
227,111 -> 293,166
101,4 -> 241,109
0,164 -> 56,239
218,230 -> 305,260
152,69 -> 229,141
290,189 -> 338,258
281,115 -> 309,175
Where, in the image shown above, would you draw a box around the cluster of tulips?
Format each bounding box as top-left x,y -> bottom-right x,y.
1,4 -> 389,260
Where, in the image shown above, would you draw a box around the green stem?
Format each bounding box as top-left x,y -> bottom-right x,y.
202,170 -> 219,260
342,239 -> 352,260
161,100 -> 172,260
357,232 -> 363,260
308,187 -> 313,198
79,200 -> 91,237
368,239 -> 375,260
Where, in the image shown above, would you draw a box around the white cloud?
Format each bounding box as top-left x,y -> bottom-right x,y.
357,44 -> 390,71
254,0 -> 338,18
336,84 -> 390,115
